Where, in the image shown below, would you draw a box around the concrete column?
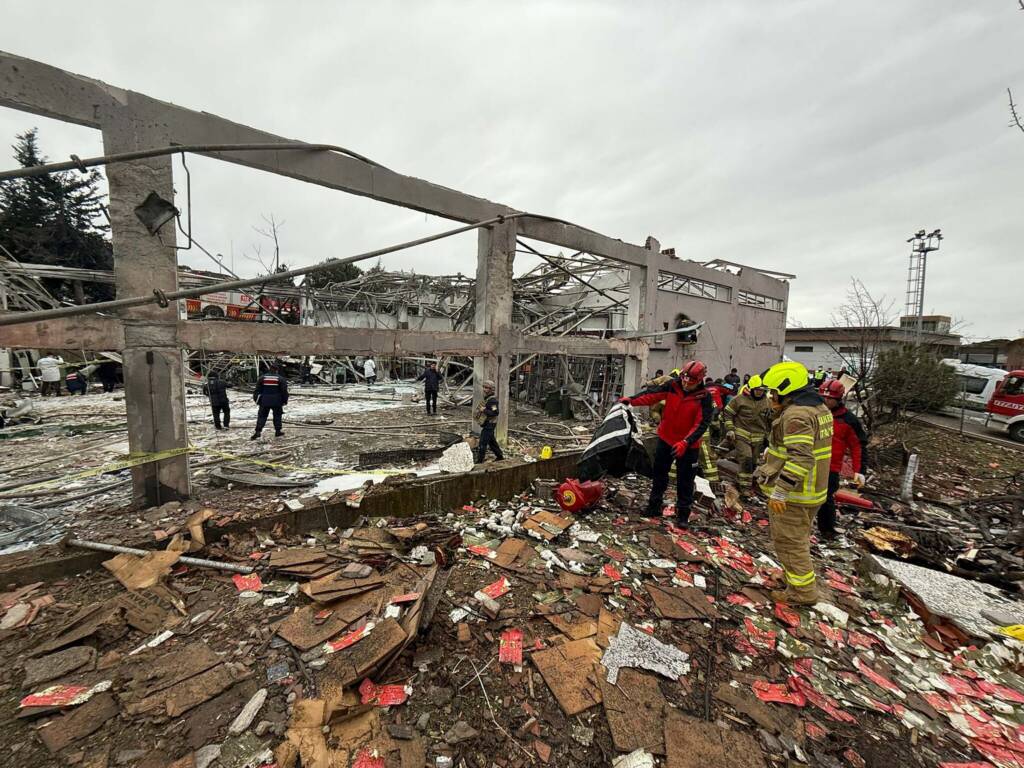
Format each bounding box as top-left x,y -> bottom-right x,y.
102,127 -> 191,506
623,237 -> 660,393
473,219 -> 516,446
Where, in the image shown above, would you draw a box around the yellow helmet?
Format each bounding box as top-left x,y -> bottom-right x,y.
747,374 -> 763,389
671,368 -> 681,376
760,362 -> 809,397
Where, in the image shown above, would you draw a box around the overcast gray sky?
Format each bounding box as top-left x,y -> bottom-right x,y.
2,1 -> 1022,339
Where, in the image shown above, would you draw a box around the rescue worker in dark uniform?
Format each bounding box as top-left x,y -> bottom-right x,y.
621,360 -> 714,526
65,369 -> 88,395
816,379 -> 869,539
203,372 -> 231,430
475,379 -> 503,462
251,363 -> 289,440
416,361 -> 443,415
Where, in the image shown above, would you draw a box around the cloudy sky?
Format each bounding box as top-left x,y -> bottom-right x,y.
2,1 -> 1022,339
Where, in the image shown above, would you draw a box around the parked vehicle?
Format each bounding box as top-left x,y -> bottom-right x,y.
985,369 -> 1024,443
941,359 -> 1007,411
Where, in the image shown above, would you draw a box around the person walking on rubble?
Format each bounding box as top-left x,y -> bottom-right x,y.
620,360 -> 713,526
816,379 -> 868,540
203,372 -> 232,430
754,362 -> 833,605
416,361 -> 443,415
722,374 -> 771,494
36,354 -> 63,396
363,355 -> 377,386
475,379 -> 504,462
251,363 -> 289,440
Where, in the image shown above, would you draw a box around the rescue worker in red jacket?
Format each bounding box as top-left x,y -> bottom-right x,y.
620,360 -> 713,525
817,379 -> 869,539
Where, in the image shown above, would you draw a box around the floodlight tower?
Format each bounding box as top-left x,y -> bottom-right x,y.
904,229 -> 942,344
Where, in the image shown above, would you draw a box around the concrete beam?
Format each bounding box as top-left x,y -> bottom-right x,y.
0,315 -> 649,364
0,315 -> 125,350
0,51 -> 651,267
103,126 -> 191,506
473,221 -> 516,445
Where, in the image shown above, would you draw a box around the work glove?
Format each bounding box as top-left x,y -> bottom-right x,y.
767,487 -> 787,515
853,472 -> 866,488
673,440 -> 689,458
725,430 -> 736,444
618,397 -> 631,405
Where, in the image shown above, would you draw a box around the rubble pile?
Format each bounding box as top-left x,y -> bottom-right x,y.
0,421 -> 1022,767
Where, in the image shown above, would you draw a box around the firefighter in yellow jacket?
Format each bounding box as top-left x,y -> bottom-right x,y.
722,374 -> 771,492
754,362 -> 833,605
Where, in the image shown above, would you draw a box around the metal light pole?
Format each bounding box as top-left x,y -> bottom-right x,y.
904,229 -> 942,345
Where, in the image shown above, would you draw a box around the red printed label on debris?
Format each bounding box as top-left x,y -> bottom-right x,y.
232,573 -> 263,592
390,592 -> 421,604
805,722 -> 828,741
793,658 -> 814,678
352,749 -> 386,768
744,618 -> 777,651
774,602 -> 801,628
323,623 -> 373,654
817,621 -> 846,647
480,577 -> 511,599
846,630 -> 878,649
843,748 -> 866,768
938,763 -> 997,768
752,680 -> 806,707
20,684 -> 91,708
499,628 -> 524,665
976,680 -> 1024,705
726,593 -> 756,608
603,547 -> 625,562
853,657 -> 903,696
468,545 -> 497,559
619,587 -> 633,598
314,608 -> 333,620
741,510 -> 753,524
603,564 -> 622,581
943,675 -> 985,700
789,676 -> 856,723
674,568 -> 693,585
359,678 -> 409,707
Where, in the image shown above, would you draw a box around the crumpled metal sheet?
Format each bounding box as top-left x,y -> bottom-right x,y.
867,554 -> 1024,639
601,622 -> 690,685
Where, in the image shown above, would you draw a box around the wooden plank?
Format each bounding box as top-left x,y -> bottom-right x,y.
531,638 -> 603,715
664,712 -> 766,768
599,669 -> 666,755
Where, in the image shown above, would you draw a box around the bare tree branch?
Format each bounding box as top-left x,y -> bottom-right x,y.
1010,88 -> 1024,134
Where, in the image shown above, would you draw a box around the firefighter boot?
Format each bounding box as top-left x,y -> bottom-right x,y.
769,502 -> 820,605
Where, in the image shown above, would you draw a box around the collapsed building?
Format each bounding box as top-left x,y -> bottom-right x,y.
6,50 -> 1023,768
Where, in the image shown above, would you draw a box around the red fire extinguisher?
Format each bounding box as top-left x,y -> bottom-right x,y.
556,478 -> 605,513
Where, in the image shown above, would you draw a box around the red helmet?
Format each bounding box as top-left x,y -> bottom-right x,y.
819,379 -> 846,400
678,360 -> 707,384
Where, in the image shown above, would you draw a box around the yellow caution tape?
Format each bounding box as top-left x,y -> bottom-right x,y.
5,446 -> 195,494
192,447 -> 400,476
1000,625 -> 1024,641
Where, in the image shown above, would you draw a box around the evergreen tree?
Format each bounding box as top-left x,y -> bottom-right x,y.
0,128 -> 114,302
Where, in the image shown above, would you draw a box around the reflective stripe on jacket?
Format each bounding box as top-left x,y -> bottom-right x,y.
722,390 -> 770,440
759,386 -> 833,507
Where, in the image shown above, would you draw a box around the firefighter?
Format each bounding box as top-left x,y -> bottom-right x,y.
474,380 -> 503,462
722,374 -> 771,493
754,362 -> 833,605
817,379 -> 869,539
620,360 -> 713,525
643,369 -> 675,426
251,363 -> 289,440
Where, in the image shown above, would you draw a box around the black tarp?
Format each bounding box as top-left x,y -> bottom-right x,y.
576,403 -> 653,481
